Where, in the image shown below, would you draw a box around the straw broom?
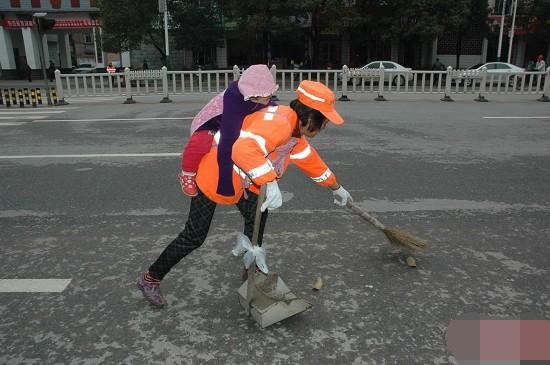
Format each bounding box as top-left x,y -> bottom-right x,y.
347,201 -> 427,251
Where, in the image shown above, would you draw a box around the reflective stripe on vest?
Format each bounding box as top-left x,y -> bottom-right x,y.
247,160 -> 274,179
290,145 -> 311,160
239,130 -> 268,155
312,168 -> 332,182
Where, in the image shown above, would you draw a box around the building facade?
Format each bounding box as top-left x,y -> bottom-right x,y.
0,0 -> 103,78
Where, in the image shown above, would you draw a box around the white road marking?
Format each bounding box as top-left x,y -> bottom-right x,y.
64,97 -> 120,103
0,122 -> 26,126
0,153 -> 180,159
33,117 -> 193,122
0,110 -> 68,114
0,279 -> 71,293
0,116 -> 47,120
483,116 -> 550,119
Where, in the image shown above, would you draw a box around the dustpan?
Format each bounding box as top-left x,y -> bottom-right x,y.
236,184 -> 312,328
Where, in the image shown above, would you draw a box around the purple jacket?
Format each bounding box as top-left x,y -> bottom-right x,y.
190,82 -> 274,196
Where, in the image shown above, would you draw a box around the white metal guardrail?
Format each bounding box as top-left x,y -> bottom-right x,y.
54,65 -> 550,104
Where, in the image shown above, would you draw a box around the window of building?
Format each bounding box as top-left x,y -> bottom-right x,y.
10,0 -> 21,7
31,0 -> 41,7
90,0 -> 98,7
71,0 -> 80,7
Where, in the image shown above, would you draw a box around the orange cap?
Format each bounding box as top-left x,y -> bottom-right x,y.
296,80 -> 344,125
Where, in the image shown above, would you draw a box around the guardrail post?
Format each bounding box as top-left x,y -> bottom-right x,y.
233,65 -> 240,81
55,69 -> 69,105
339,65 -> 350,101
475,67 -> 488,102
537,66 -> 550,102
441,66 -> 454,102
160,66 -> 172,103
375,65 -> 386,101
270,64 -> 279,101
123,67 -> 136,104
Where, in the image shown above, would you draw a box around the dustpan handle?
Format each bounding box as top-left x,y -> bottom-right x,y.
251,184 -> 267,247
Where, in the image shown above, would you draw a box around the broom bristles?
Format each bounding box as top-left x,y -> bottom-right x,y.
382,227 -> 428,250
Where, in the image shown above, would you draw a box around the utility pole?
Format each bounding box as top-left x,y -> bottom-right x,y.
507,0 -> 518,63
159,0 -> 170,69
33,12 -> 54,106
497,0 -> 507,62
92,27 -> 99,66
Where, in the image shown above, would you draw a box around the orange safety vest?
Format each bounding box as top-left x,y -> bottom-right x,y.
196,105 -> 337,205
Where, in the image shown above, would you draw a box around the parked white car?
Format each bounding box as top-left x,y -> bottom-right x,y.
344,61 -> 413,85
72,63 -> 96,74
461,62 -> 525,86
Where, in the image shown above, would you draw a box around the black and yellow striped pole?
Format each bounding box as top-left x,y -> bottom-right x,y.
36,88 -> 43,105
10,88 -> 16,106
3,89 -> 10,107
18,89 -> 24,108
31,89 -> 37,107
0,89 -> 4,106
51,88 -> 58,104
23,88 -> 30,105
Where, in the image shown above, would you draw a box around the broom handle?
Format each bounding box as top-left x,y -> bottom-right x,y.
246,184 -> 267,311
251,184 -> 267,246
347,201 -> 386,231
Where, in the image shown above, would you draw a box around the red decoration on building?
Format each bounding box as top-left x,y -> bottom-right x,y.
2,19 -> 100,29
71,0 -> 80,7
50,0 -> 61,9
31,0 -> 41,7
10,0 -> 21,8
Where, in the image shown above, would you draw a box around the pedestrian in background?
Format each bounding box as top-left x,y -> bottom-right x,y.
23,62 -> 32,82
48,61 -> 56,82
178,64 -> 278,198
535,54 -> 545,72
432,58 -> 445,70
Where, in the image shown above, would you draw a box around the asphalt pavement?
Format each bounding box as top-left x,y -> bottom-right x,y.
1,92 -> 549,364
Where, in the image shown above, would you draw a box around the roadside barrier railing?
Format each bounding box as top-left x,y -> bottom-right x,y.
168,67 -> 238,95
1,86 -> 60,108
53,65 -> 550,104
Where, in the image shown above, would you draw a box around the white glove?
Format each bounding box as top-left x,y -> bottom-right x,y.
260,181 -> 282,212
332,186 -> 353,207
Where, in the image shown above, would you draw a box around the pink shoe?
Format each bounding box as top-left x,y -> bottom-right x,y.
137,275 -> 167,307
178,171 -> 198,197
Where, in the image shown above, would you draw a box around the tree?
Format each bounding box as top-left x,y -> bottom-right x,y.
437,0 -> 490,68
298,0 -> 349,67
516,0 -> 550,55
348,0 -> 444,66
225,0 -> 302,65
170,0 -> 224,67
98,0 -> 166,59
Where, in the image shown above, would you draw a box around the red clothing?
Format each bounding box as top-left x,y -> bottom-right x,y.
196,105 -> 337,205
181,130 -> 214,172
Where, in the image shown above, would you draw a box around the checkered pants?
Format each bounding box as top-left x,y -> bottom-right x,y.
148,190 -> 268,281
